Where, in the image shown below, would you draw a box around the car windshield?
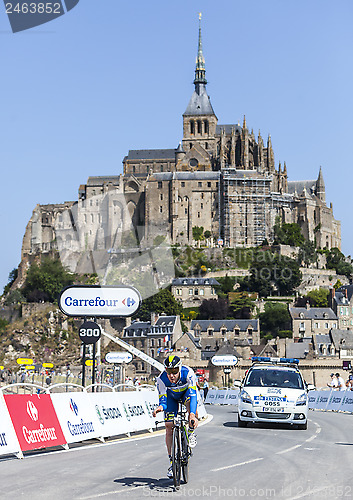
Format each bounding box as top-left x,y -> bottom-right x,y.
245,368 -> 304,389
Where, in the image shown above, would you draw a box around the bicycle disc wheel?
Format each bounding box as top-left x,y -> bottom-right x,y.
172,427 -> 181,488
181,428 -> 189,484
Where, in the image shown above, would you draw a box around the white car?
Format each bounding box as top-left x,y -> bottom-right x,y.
236,357 -> 313,430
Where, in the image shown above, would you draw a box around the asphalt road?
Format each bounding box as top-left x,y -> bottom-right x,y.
1,406 -> 353,500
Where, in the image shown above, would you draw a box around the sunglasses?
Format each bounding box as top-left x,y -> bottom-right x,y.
166,368 -> 179,375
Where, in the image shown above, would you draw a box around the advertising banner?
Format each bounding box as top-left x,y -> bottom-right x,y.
205,389 -> 218,404
0,393 -> 21,457
51,392 -> 103,444
314,390 -> 332,410
204,389 -> 239,405
339,391 -> 353,412
326,391 -> 345,411
308,391 -> 321,409
4,394 -> 66,451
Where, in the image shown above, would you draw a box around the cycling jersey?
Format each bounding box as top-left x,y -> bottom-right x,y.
156,365 -> 198,419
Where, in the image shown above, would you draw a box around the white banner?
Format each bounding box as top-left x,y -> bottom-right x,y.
0,393 -> 21,457
51,392 -> 103,444
204,389 -> 239,405
326,391 -> 346,411
339,391 -> 353,412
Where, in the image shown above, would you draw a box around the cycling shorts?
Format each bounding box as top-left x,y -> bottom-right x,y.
164,388 -> 193,422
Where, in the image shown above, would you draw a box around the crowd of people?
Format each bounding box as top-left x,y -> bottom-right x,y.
327,372 -> 353,390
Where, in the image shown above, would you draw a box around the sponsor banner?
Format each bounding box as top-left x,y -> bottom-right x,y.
4,394 -> 66,451
339,391 -> 353,412
308,391 -> 321,409
204,389 -> 239,405
89,390 -> 162,437
326,391 -> 345,412
314,390 -> 332,410
51,393 -> 102,444
0,393 -> 21,457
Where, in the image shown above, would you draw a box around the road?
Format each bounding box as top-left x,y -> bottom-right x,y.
1,406 -> 353,499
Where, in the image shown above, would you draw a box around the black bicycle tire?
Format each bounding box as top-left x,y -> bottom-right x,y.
172,427 -> 181,488
181,427 -> 189,484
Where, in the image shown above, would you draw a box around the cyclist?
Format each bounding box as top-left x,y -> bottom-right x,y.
153,355 -> 198,478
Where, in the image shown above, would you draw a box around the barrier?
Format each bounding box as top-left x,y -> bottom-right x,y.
309,389 -> 353,412
205,388 -> 239,405
0,393 -> 22,458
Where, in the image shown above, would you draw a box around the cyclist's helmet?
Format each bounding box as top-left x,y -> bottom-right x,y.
164,355 -> 182,370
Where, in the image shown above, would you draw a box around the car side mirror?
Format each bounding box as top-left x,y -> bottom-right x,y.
306,384 -> 315,391
233,380 -> 242,388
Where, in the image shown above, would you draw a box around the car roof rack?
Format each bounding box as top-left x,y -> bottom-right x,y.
251,356 -> 299,367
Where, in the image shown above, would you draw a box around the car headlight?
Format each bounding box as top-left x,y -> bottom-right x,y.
296,393 -> 307,406
240,390 -> 253,404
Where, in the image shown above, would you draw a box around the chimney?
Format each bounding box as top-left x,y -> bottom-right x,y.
151,312 -> 158,326
328,287 -> 335,309
306,301 -> 310,310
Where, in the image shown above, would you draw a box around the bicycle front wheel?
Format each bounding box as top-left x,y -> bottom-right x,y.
172,427 -> 181,488
181,428 -> 189,484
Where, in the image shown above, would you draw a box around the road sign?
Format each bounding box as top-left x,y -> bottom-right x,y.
105,352 -> 133,364
211,355 -> 238,367
85,359 -> 97,367
25,366 -> 35,370
79,321 -> 102,344
58,285 -> 141,318
223,367 -> 232,374
43,363 -> 54,369
17,358 -> 33,365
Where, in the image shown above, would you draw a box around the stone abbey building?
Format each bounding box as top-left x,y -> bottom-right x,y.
20,18 -> 341,277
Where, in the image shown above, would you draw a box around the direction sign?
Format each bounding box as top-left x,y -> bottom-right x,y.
25,366 -> 35,370
42,363 -> 54,369
223,367 -> 232,374
85,359 -> 97,367
79,321 -> 102,344
17,358 -> 33,365
105,352 -> 133,364
211,355 -> 238,367
58,285 -> 141,318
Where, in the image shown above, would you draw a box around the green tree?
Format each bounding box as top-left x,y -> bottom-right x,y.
216,275 -> 236,298
273,218 -> 305,247
22,257 -> 75,303
198,298 -> 229,320
298,240 -> 317,267
259,302 -> 291,338
3,267 -> 18,295
244,250 -> 302,297
192,226 -> 204,241
325,248 -> 353,278
229,292 -> 255,319
204,230 -> 212,240
295,288 -> 329,308
136,288 -> 183,322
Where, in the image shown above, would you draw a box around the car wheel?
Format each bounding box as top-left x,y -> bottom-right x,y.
297,421 -> 307,430
238,414 -> 248,428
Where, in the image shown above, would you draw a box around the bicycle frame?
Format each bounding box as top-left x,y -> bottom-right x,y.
171,400 -> 191,489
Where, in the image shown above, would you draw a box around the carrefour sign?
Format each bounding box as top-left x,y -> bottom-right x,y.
211,355 -> 238,366
58,286 -> 141,318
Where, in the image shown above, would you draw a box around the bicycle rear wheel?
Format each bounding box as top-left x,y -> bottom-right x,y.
172,427 -> 181,488
181,428 -> 189,484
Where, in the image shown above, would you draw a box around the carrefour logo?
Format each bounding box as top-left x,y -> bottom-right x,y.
69,399 -> 79,416
27,401 -> 39,422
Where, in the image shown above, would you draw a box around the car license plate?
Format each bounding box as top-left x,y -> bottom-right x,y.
262,407 -> 285,412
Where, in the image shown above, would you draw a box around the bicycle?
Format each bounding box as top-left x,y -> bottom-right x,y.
171,400 -> 192,489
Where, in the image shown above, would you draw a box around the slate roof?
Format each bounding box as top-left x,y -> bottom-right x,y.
191,319 -> 259,331
124,149 -> 176,161
183,85 -> 215,116
172,278 -> 220,286
286,339 -> 311,359
331,329 -> 353,350
216,124 -> 242,135
336,285 -> 353,303
287,180 -> 316,196
289,307 -> 337,320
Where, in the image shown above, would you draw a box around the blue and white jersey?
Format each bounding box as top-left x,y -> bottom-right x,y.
156,365 -> 197,414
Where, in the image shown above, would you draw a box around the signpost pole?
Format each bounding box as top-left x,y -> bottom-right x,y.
92,341 -> 96,391
82,343 -> 86,388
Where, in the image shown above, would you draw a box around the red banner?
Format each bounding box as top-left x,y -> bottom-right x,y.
4,394 -> 66,451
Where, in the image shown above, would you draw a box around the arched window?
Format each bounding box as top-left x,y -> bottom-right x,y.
190,120 -> 195,134
204,120 -> 209,134
197,120 -> 202,134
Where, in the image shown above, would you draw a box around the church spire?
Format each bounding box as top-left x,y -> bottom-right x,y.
194,13 -> 207,88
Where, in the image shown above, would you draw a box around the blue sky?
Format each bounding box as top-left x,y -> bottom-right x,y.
0,0 -> 352,291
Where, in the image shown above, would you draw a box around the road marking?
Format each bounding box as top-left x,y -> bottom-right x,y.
78,484 -> 148,499
275,419 -> 322,455
211,457 -> 264,472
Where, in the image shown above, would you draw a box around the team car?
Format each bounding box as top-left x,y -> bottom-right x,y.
235,357 -> 314,430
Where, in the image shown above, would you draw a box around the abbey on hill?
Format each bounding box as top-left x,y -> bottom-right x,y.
20,17 -> 340,277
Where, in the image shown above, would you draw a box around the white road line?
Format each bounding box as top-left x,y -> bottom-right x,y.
211,457 -> 264,472
275,419 -> 322,455
78,484 -> 148,499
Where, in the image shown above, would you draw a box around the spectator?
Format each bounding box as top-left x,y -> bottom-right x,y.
346,374 -> 353,390
335,373 -> 346,391
327,373 -> 338,389
203,380 -> 209,400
